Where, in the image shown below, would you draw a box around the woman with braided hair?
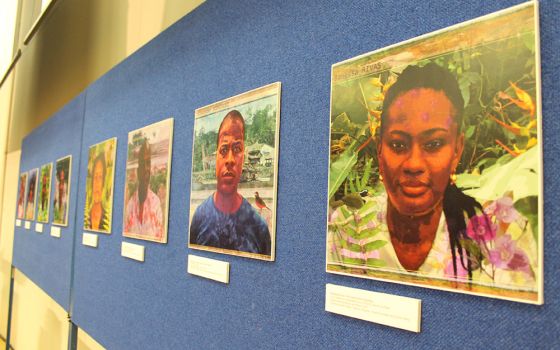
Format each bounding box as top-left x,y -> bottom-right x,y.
375,63 -> 484,279
329,63 -> 537,292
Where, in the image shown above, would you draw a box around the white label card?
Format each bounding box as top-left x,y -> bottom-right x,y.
121,242 -> 145,262
50,226 -> 61,238
35,223 -> 43,233
325,283 -> 421,333
82,233 -> 98,247
187,255 -> 230,284
16,219 -> 21,227
24,221 -> 31,229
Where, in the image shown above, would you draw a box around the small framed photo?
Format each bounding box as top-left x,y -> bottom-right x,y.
123,118 -> 173,243
189,82 -> 281,261
16,172 -> 28,220
84,138 -> 117,234
25,168 -> 38,221
53,155 -> 72,226
37,162 -> 53,223
327,2 -> 542,304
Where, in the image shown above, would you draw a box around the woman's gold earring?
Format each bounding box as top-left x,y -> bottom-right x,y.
379,174 -> 384,182
450,173 -> 457,185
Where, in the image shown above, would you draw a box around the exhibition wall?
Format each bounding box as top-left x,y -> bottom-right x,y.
13,93 -> 85,310
0,1 -> 204,347
2,149 -> 73,350
11,0 -> 560,349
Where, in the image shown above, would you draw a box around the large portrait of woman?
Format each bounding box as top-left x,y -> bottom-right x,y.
327,2 -> 542,304
84,138 -> 117,234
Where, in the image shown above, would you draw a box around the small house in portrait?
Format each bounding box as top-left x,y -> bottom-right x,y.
245,143 -> 274,167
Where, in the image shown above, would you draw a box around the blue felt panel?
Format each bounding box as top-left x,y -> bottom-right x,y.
71,0 -> 560,349
13,93 -> 85,311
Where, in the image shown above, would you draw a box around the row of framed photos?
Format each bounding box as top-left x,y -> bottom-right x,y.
17,83 -> 281,262
16,2 -> 542,304
17,156 -> 72,226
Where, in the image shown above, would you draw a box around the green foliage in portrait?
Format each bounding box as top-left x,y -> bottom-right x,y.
329,200 -> 388,268
37,163 -> 52,222
329,32 -> 539,215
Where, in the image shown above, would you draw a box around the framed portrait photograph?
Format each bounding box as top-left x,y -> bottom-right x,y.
326,2 -> 543,304
53,155 -> 72,226
84,138 -> 117,234
123,118 -> 173,243
25,168 -> 39,221
16,172 -> 28,220
188,82 -> 281,261
37,162 -> 53,223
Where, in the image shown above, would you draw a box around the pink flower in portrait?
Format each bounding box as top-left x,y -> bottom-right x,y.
488,234 -> 516,268
340,249 -> 380,260
485,197 -> 520,223
466,214 -> 497,242
444,256 -> 468,279
353,212 -> 362,224
488,234 -> 533,277
377,210 -> 386,223
329,209 -> 340,223
366,220 -> 378,230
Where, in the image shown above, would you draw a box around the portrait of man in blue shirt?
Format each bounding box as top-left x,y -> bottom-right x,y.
189,110 -> 271,256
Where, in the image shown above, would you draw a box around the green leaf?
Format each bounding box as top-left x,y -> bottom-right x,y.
348,172 -> 358,193
514,196 -> 539,245
363,240 -> 388,251
331,112 -> 361,135
463,146 -> 539,202
458,72 -> 480,107
465,125 -> 476,139
521,31 -> 535,53
365,258 -> 386,268
339,206 -> 352,219
459,239 -> 484,260
329,146 -> 358,199
475,157 -> 497,171
339,240 -> 363,252
344,227 -> 359,238
455,173 -> 480,189
495,153 -> 514,166
357,228 -> 380,239
342,257 -> 365,265
360,158 -> 373,189
460,83 -> 470,108
360,211 -> 377,224
357,199 -> 376,215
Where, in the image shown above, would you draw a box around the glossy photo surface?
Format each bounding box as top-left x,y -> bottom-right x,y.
327,3 -> 542,304
84,138 -> 117,234
188,83 -> 281,261
123,119 -> 173,243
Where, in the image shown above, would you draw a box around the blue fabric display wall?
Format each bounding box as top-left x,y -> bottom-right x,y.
13,93 -> 85,310
12,0 -> 560,348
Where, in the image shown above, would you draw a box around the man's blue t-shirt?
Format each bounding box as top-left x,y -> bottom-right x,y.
189,195 -> 271,255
